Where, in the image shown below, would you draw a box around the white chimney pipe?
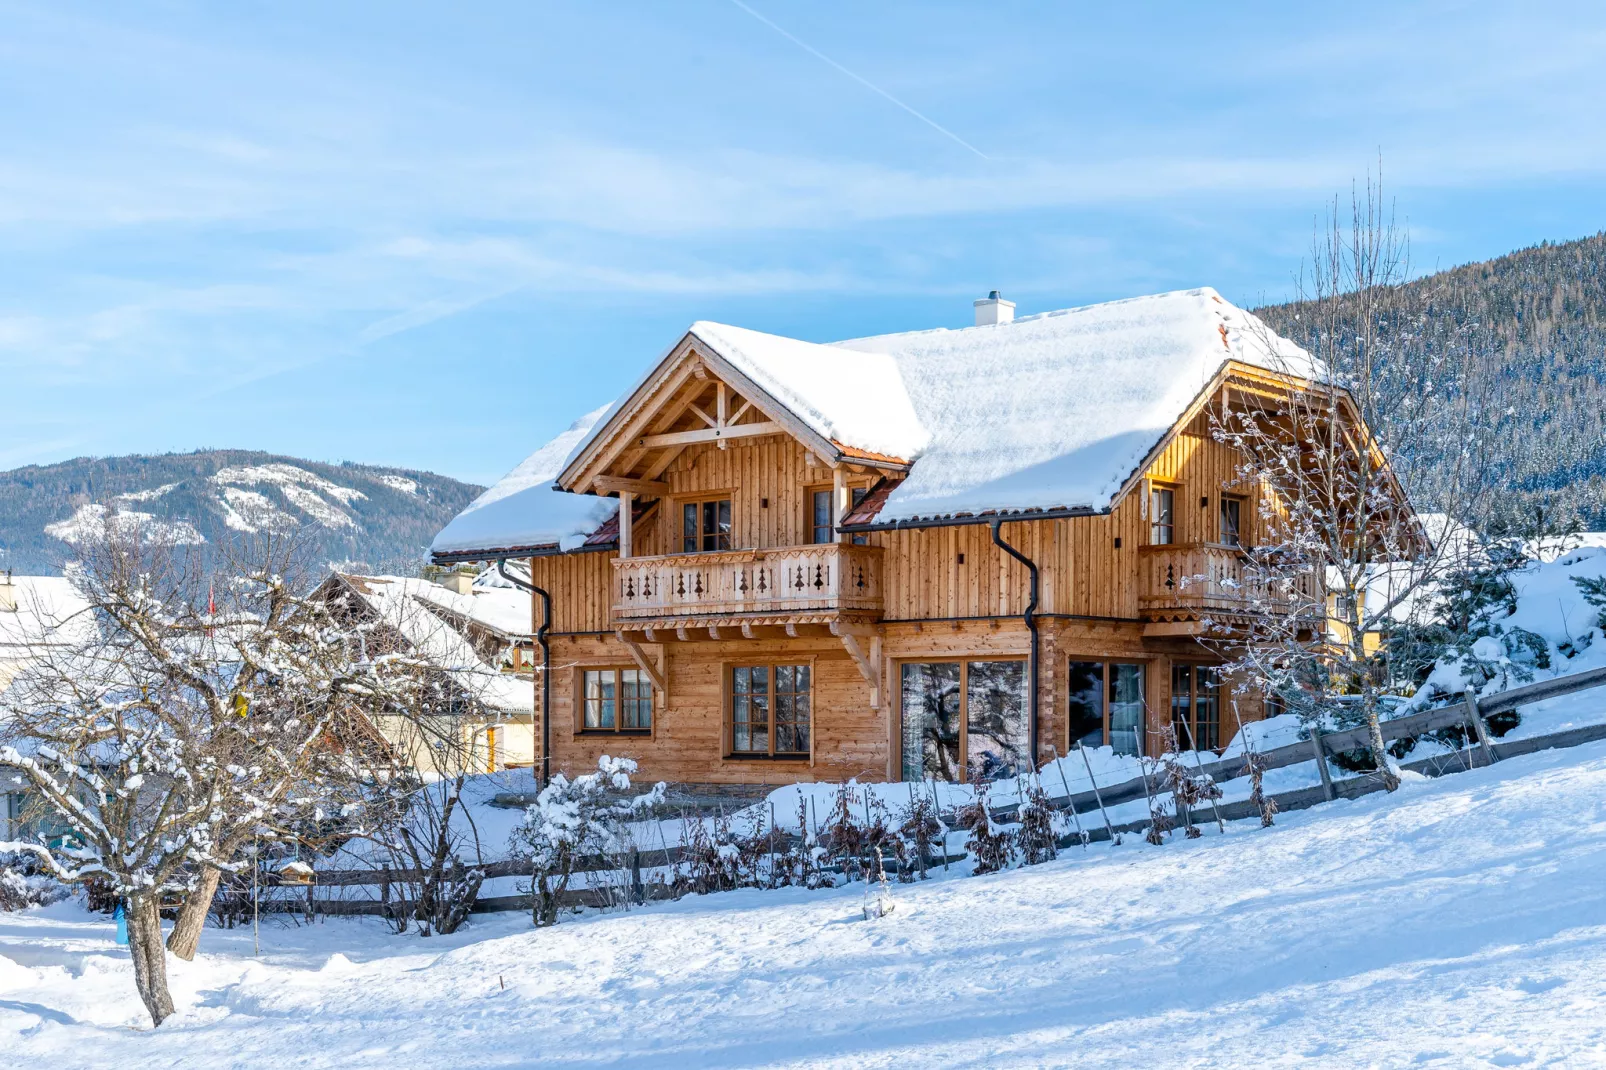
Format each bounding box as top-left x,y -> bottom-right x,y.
974,290 -> 1015,326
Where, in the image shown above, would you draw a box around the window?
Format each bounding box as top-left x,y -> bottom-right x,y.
811,489 -> 834,544
810,486 -> 870,545
682,498 -> 732,553
582,668 -> 653,732
900,659 -> 1028,783
731,664 -> 810,756
1170,663 -> 1221,751
1067,660 -> 1146,757
1150,485 -> 1175,545
1219,496 -> 1244,547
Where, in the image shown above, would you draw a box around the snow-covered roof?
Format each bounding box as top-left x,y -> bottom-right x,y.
409,573 -> 533,637
0,577 -> 95,658
834,287 -> 1315,523
430,287 -> 1316,555
685,321 -> 928,461
331,575 -> 533,715
429,404 -> 618,558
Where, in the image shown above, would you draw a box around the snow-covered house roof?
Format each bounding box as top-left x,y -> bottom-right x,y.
430,404 -> 619,559
0,576 -> 96,689
430,287 -> 1316,557
322,574 -> 533,715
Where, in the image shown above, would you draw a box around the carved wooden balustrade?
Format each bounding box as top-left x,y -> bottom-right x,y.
1139,543 -> 1318,621
612,543 -> 883,623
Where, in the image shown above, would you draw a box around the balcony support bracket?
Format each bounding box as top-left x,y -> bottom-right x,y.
615,630 -> 667,701
832,623 -> 882,709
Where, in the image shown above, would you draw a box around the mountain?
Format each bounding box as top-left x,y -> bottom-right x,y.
1257,231 -> 1606,530
0,450 -> 484,576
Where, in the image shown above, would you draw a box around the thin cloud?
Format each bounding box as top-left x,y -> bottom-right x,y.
726,0 -> 989,160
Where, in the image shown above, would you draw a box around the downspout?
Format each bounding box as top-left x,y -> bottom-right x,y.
991,518 -> 1040,768
498,559 -> 552,789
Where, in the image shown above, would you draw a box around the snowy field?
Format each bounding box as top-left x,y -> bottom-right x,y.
6,740 -> 1606,1068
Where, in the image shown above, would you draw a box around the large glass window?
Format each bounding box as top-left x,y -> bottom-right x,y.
900,659 -> 1027,783
731,664 -> 810,756
966,661 -> 1029,781
682,498 -> 732,553
1170,663 -> 1222,751
1110,663 -> 1146,757
901,662 -> 960,782
1150,486 -> 1175,545
583,668 -> 652,732
1069,660 -> 1146,757
1067,660 -> 1106,749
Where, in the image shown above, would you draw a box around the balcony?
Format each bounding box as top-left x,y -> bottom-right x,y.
1139,543 -> 1318,635
611,543 -> 884,628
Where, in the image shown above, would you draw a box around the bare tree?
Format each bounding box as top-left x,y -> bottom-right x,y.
1210,170 -> 1502,790
0,516 -> 396,1024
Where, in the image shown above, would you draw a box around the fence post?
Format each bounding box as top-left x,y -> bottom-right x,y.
630,848 -> 644,906
1310,725 -> 1335,801
1463,688 -> 1498,765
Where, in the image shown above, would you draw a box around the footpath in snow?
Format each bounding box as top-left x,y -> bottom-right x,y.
5,738 -> 1606,1068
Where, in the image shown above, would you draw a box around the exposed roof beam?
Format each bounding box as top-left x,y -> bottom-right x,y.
593,476 -> 670,497
638,421 -> 782,449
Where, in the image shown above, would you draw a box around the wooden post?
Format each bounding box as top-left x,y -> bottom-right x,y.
630,848 -> 644,906
1464,688 -> 1497,765
1310,725 -> 1335,801
1049,746 -> 1089,848
618,490 -> 633,560
1078,743 -> 1117,844
833,466 -> 848,543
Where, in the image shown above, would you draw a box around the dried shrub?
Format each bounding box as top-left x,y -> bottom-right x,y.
1016,778 -> 1059,865
955,773 -> 1015,875
1243,749 -> 1278,828
896,792 -> 945,882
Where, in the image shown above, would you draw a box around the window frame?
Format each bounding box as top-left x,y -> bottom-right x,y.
1149,482 -> 1177,545
1219,494 -> 1246,548
679,494 -> 733,553
1064,658 -> 1149,758
576,666 -> 655,736
807,484 -> 871,545
1169,662 -> 1223,752
723,658 -> 815,761
895,656 -> 1032,782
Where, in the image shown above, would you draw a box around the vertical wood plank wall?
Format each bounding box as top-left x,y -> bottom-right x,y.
521,410 -> 1268,784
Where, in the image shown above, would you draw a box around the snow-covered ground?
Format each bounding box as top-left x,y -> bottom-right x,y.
6,738 -> 1606,1067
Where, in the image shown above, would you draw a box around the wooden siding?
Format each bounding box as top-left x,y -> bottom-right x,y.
515,386 -> 1291,784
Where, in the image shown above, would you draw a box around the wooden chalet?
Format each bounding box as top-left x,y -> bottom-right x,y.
430,288 -> 1339,787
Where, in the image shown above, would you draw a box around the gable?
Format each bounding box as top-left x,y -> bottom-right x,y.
557,331 -> 917,499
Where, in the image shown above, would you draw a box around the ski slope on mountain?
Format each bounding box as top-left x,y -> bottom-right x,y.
4,739 -> 1606,1068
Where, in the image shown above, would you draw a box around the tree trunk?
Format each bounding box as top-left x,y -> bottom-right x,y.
126,894 -> 176,1026
166,867 -> 222,961
1363,688 -> 1400,792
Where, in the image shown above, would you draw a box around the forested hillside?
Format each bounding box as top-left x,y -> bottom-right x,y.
0,450 -> 483,576
1258,231 -> 1606,530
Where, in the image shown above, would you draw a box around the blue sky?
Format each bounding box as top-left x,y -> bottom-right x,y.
3,2 -> 1605,486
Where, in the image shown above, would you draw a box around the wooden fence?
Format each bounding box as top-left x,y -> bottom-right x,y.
274,667 -> 1606,917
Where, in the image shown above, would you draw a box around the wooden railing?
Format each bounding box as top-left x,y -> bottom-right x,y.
1139,542 -> 1317,618
612,543 -> 883,622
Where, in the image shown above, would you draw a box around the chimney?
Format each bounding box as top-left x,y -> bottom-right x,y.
974,290 -> 1015,326
439,571 -> 475,596
0,571 -> 14,613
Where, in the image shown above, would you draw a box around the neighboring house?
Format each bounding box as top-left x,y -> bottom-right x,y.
429,287 -> 1367,787
312,573 -> 537,776
1,573 -> 95,842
